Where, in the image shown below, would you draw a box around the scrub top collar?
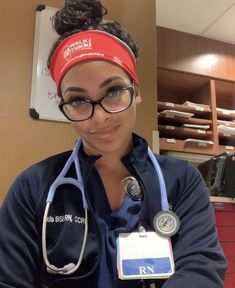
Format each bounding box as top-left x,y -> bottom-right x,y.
77,133 -> 149,176
121,134 -> 148,171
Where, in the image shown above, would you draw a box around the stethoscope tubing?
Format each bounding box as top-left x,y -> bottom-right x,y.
42,138 -> 169,275
46,139 -> 88,208
147,147 -> 169,211
42,203 -> 88,275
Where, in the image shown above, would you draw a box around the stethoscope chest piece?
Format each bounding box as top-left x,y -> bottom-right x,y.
122,176 -> 143,201
153,211 -> 180,237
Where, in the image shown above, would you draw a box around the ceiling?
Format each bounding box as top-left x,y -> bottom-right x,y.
156,0 -> 235,45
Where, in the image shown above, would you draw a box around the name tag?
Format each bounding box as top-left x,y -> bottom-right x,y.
117,231 -> 174,280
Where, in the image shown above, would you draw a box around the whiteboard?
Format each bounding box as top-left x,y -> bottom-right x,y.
30,5 -> 68,122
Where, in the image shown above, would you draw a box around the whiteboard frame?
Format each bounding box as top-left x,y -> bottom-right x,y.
30,5 -> 68,123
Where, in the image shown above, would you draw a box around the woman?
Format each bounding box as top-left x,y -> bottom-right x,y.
0,0 -> 227,287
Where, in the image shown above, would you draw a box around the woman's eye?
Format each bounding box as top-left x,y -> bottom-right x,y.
64,100 -> 84,109
69,100 -> 85,107
107,87 -> 123,97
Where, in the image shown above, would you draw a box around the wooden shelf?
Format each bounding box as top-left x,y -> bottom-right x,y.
218,145 -> 235,154
158,125 -> 213,140
158,114 -> 212,126
217,111 -> 235,121
159,138 -> 214,155
219,135 -> 235,147
157,68 -> 235,161
157,68 -> 210,100
158,101 -> 211,117
217,120 -> 235,128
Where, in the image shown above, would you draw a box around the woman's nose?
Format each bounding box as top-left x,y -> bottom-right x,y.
92,103 -> 111,122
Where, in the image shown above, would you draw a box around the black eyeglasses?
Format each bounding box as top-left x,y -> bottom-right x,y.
59,84 -> 135,121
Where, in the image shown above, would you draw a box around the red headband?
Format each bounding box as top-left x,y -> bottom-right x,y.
50,30 -> 139,90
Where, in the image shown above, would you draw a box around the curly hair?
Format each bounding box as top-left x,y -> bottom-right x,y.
47,0 -> 139,69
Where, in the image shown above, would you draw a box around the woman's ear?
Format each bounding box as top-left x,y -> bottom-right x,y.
134,84 -> 142,104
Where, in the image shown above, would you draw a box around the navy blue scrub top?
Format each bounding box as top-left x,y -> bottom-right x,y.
91,184 -> 142,288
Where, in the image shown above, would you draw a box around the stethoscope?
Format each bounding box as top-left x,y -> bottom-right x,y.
42,138 -> 180,276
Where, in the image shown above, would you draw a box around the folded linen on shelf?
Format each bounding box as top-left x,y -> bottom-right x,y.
218,120 -> 235,127
216,107 -> 235,115
183,101 -> 210,110
183,124 -> 210,130
184,138 -> 214,146
218,125 -> 235,136
159,110 -> 194,118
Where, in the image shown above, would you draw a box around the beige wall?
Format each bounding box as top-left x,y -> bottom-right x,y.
0,0 -> 157,202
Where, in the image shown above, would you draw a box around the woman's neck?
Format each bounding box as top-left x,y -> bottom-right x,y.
91,139 -> 133,211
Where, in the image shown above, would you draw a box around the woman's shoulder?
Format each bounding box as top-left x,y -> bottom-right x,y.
30,150 -> 72,172
21,150 -> 72,180
5,150 -> 73,206
154,153 -> 201,183
155,153 -> 188,170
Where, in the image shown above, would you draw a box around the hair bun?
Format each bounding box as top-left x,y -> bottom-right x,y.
53,0 -> 107,36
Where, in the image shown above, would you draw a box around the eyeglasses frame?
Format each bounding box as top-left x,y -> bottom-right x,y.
58,84 -> 135,122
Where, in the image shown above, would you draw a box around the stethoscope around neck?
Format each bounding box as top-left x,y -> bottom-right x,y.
42,138 -> 179,275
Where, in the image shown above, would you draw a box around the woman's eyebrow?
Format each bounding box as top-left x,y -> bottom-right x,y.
64,87 -> 86,94
63,76 -> 124,94
99,76 -> 124,88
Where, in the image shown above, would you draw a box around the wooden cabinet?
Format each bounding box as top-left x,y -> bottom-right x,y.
215,80 -> 235,154
157,68 -> 235,157
157,28 -> 235,285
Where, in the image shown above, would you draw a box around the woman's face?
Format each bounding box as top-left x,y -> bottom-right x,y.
60,60 -> 141,156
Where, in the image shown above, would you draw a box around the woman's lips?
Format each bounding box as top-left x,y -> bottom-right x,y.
91,125 -> 119,140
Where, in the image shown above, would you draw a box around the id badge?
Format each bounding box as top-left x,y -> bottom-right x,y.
117,231 -> 174,280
